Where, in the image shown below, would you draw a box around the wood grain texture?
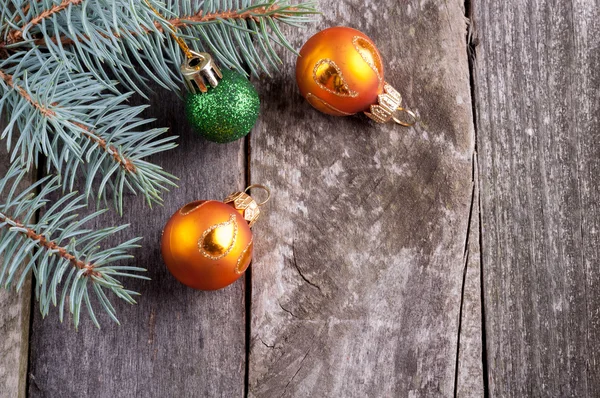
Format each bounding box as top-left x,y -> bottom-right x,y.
474,0 -> 600,396
248,0 -> 475,396
0,152 -> 32,398
456,156 -> 484,397
27,87 -> 247,397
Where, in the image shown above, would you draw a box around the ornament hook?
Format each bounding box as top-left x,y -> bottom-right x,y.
181,51 -> 223,94
244,184 -> 271,206
392,107 -> 418,127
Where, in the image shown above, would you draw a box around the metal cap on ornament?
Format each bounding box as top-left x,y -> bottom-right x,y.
180,51 -> 223,94
364,83 -> 418,127
224,184 -> 271,227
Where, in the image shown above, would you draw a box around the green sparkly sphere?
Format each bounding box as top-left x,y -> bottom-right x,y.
185,69 -> 260,143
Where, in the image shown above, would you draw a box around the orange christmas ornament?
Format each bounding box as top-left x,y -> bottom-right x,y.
161,185 -> 270,291
296,26 -> 416,126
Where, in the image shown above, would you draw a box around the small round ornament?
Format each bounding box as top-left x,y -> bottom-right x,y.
295,26 -> 416,126
182,52 -> 260,143
161,185 -> 270,291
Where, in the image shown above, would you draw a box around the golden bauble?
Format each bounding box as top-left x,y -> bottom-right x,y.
161,200 -> 253,290
296,26 -> 385,116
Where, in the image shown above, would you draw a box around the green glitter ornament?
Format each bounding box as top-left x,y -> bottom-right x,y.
181,52 -> 260,143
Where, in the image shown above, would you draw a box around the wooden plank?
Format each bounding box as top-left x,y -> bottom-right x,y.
248,0 -> 476,396
27,86 -> 247,396
0,152 -> 32,398
474,0 -> 600,396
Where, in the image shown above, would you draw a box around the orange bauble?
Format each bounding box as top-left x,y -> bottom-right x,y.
161,200 -> 254,290
296,26 -> 385,116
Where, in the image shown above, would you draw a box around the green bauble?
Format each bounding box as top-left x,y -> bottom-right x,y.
185,69 -> 260,143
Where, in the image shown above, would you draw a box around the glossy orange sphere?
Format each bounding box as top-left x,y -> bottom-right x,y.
161,200 -> 253,290
296,26 -> 385,116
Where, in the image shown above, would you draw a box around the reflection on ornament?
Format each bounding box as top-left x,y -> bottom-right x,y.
198,214 -> 238,260
352,36 -> 383,81
313,59 -> 358,97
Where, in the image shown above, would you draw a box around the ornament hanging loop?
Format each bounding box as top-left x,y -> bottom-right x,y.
143,0 -> 194,59
244,184 -> 271,207
181,51 -> 223,94
392,107 -> 417,127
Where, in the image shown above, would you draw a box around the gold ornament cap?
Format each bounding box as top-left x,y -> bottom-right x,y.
364,82 -> 418,126
224,185 -> 271,227
181,51 -> 223,94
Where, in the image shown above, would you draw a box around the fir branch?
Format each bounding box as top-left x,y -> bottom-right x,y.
8,0 -> 84,43
0,0 -> 318,330
0,166 -> 146,328
0,68 -> 53,116
70,120 -> 137,174
1,0 -> 319,94
151,3 -> 313,29
0,67 -> 134,176
0,50 -> 177,213
0,212 -> 99,277
11,3 -> 30,26
7,2 -> 307,46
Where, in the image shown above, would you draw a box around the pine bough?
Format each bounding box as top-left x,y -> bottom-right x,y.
0,0 -> 317,328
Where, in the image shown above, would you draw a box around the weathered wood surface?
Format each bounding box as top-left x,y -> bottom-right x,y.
4,0 -> 599,396
26,88 -> 247,397
0,285 -> 29,398
473,0 -> 600,396
248,0 -> 476,396
0,153 -> 31,398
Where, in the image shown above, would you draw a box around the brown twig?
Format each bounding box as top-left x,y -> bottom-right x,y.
0,69 -> 137,172
72,122 -> 137,172
0,213 -> 99,277
0,69 -> 54,116
5,4 -> 296,48
8,0 -> 83,44
167,5 -> 296,27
